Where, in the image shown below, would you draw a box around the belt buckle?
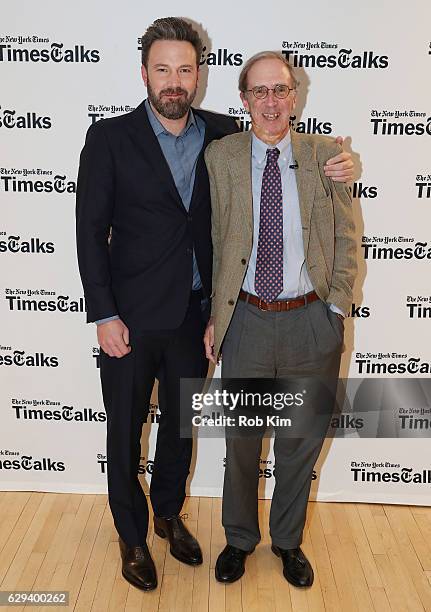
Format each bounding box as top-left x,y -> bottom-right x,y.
257,298 -> 267,311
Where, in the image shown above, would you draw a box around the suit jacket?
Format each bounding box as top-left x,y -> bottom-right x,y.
76,100 -> 238,333
204,129 -> 357,358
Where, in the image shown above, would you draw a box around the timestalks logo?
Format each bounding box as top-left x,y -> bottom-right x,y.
97,454 -> 154,475
5,289 -> 86,313
398,408 -> 431,431
0,234 -> 55,254
370,110 -> 431,136
87,104 -> 136,125
199,46 -> 243,66
0,40 -> 100,63
11,399 -> 106,423
0,450 -> 65,472
351,462 -> 431,484
355,354 -> 431,375
0,347 -> 58,367
351,182 -> 378,199
347,303 -> 370,318
281,46 -> 389,69
0,174 -> 76,194
0,106 -> 51,129
416,174 -> 431,198
406,296 -> 431,319
361,237 -> 431,260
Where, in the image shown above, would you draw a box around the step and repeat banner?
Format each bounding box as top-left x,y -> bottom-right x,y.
1,0 -> 431,505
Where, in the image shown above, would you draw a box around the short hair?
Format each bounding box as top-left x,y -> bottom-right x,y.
238,51 -> 298,92
141,17 -> 203,67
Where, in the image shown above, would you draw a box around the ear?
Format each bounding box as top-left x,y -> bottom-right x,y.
141,64 -> 148,86
240,91 -> 249,112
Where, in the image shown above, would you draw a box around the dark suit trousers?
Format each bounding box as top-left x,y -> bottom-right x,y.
221,298 -> 342,551
100,291 -> 208,547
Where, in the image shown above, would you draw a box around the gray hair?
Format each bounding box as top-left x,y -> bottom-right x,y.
238,51 -> 298,92
141,17 -> 203,67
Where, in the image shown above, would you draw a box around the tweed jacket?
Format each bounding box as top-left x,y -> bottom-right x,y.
204,129 -> 357,358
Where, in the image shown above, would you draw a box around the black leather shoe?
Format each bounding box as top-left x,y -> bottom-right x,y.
119,538 -> 157,591
215,545 -> 254,583
154,514 -> 202,566
271,545 -> 314,587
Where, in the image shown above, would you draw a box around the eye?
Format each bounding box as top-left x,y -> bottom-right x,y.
180,67 -> 192,73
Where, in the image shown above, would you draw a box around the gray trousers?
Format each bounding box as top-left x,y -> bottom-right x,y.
221,297 -> 343,551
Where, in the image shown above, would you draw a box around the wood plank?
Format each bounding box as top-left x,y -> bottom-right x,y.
192,497 -> 211,612
308,505 -> 339,611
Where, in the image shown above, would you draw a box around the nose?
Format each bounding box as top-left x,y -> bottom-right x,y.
264,90 -> 278,106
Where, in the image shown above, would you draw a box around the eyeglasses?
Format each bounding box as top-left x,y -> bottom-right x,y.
245,84 -> 296,99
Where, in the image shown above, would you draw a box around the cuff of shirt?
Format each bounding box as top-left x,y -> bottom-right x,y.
329,303 -> 345,318
95,315 -> 120,325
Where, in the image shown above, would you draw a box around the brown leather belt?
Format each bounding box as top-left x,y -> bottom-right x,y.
239,289 -> 319,312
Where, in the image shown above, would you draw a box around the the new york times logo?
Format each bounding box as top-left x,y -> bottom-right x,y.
351,182 -> 378,199
0,35 -> 100,63
0,449 -> 65,472
406,295 -> 431,319
97,454 -> 154,475
227,107 -> 332,135
350,461 -> 431,484
0,167 -> 76,194
361,235 -> 431,260
5,288 -> 86,313
87,104 -> 136,125
0,345 -> 58,368
416,174 -> 431,198
0,105 -> 51,129
281,41 -> 389,69
0,231 -> 55,254
355,352 -> 431,375
11,398 -> 106,423
399,406 -> 431,430
370,109 -> 431,136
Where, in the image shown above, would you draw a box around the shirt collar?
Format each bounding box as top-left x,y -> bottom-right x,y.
252,130 -> 292,166
144,98 -> 198,138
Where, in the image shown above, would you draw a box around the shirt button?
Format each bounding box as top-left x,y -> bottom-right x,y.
241,258 -> 246,265
228,299 -> 234,306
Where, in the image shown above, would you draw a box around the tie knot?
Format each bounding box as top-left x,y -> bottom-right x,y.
266,147 -> 280,163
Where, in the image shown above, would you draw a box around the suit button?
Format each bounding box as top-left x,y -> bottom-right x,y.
241,258 -> 246,265
188,216 -> 193,222
228,299 -> 234,306
186,248 -> 192,254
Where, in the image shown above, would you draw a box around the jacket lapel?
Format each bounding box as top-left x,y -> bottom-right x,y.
227,132 -> 253,231
290,130 -> 317,249
127,100 -> 185,210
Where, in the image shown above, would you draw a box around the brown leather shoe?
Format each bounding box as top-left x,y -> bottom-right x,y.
272,545 -> 314,587
119,538 -> 157,591
154,514 -> 202,565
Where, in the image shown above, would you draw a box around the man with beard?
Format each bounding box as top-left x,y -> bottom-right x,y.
76,17 -> 354,591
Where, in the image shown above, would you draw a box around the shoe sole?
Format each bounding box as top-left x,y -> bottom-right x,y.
154,525 -> 203,566
122,570 -> 157,591
271,546 -> 314,588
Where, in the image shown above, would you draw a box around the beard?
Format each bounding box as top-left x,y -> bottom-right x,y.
147,81 -> 197,120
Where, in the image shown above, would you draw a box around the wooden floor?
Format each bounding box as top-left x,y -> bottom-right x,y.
0,493 -> 431,611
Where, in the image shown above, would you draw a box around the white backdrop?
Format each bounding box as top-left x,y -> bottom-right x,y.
1,0 -> 431,505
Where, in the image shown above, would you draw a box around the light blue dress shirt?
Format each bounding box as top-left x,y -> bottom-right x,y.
96,99 -> 206,325
243,131 -> 343,315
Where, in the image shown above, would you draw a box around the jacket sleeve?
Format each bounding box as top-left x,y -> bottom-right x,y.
204,141 -> 222,315
322,142 -> 357,314
75,121 -> 118,323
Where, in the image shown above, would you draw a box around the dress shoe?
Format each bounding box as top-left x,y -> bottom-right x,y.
154,514 -> 202,565
119,538 -> 157,591
215,544 -> 254,583
271,545 -> 314,587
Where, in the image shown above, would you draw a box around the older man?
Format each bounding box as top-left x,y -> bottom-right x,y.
204,51 -> 357,587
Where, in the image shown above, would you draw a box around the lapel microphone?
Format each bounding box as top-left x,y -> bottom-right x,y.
289,160 -> 299,169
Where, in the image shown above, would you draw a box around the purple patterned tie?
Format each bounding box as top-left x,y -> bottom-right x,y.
255,147 -> 283,302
